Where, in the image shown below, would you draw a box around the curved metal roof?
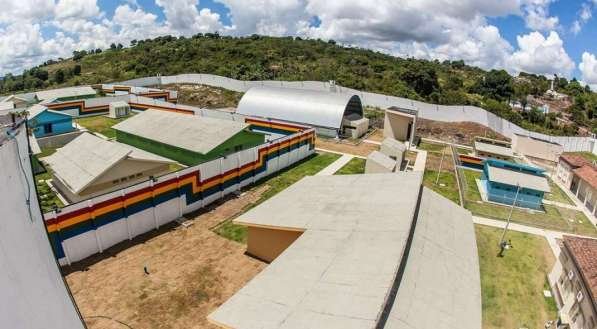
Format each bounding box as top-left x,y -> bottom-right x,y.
236,86 -> 363,129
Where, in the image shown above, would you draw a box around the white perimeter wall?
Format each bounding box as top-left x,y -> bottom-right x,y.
120,74 -> 597,153
0,124 -> 84,329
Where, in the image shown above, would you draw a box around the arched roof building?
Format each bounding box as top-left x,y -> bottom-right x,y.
236,86 -> 365,137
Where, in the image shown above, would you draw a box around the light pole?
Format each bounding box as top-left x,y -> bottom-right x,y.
499,184 -> 520,256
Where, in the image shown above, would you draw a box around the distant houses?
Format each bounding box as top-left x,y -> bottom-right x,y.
112,110 -> 266,166
480,159 -> 550,210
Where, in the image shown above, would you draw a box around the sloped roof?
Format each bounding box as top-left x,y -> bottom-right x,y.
236,86 -> 363,129
474,140 -> 513,157
35,86 -> 96,101
573,165 -> 597,189
209,173 -> 481,329
43,133 -> 173,193
26,104 -> 72,120
562,236 -> 597,303
560,153 -> 594,169
113,110 -> 250,154
486,165 -> 550,192
368,150 -> 397,171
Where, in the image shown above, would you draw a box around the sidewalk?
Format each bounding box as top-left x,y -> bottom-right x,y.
316,154 -> 354,176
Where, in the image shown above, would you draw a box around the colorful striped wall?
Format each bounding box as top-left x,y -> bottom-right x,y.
43,119 -> 315,265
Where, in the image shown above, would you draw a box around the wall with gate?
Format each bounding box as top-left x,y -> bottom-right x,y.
120,74 -> 597,153
43,119 -> 316,265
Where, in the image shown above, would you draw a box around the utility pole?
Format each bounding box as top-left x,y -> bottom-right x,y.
499,184 -> 520,256
435,146 -> 446,185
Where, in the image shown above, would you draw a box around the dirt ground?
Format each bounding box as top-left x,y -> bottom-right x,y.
416,118 -> 509,145
425,150 -> 455,171
315,137 -> 379,157
65,186 -> 270,329
162,84 -> 243,109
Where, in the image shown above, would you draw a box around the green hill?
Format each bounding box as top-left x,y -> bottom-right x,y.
1,34 -> 595,135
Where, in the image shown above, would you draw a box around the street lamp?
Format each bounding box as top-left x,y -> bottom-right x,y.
499,184 -> 520,257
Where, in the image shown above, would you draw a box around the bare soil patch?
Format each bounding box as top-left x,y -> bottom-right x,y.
416,118 -> 509,145
163,83 -> 243,109
315,138 -> 379,157
65,186 -> 269,329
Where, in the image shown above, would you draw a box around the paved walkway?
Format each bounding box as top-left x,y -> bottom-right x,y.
363,139 -> 381,145
543,199 -> 580,210
412,149 -> 427,172
316,154 -> 354,176
315,147 -> 367,159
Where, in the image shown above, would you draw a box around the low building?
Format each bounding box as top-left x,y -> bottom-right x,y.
27,105 -> 75,138
35,86 -> 97,103
557,154 -> 594,189
208,173 -> 481,329
380,137 -> 406,165
365,150 -> 396,174
384,105 -> 418,145
236,86 -> 367,138
113,110 -> 266,166
549,236 -> 597,329
512,133 -> 563,165
481,159 -> 550,209
43,133 -> 176,203
1,94 -> 29,108
473,136 -> 513,160
571,166 -> 597,216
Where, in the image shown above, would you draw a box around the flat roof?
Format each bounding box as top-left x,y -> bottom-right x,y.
209,173 -> 480,329
43,133 -> 173,193
113,110 -> 250,154
368,150 -> 397,171
35,86 -> 96,101
486,165 -> 550,192
474,140 -> 513,157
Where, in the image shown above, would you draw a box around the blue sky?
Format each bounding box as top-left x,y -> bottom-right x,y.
2,0 -> 597,88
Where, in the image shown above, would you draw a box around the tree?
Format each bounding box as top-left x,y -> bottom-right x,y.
110,43 -> 117,50
473,69 -> 513,100
400,61 -> 439,97
53,69 -> 65,84
72,50 -> 87,61
73,64 -> 82,75
445,75 -> 463,91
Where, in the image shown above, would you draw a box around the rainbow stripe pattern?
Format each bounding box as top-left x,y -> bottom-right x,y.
44,120 -> 315,260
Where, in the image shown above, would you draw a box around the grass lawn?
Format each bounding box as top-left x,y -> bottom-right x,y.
423,170 -> 460,204
544,178 -> 574,205
35,170 -> 64,213
417,141 -> 447,153
76,114 -> 134,139
334,157 -> 366,175
462,169 -> 597,236
214,152 -> 341,243
38,146 -> 58,158
476,225 -> 557,329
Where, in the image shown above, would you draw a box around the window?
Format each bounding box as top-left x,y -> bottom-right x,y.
112,180 -> 119,184
136,173 -> 143,177
128,174 -> 136,179
234,145 -> 243,152
43,123 -> 53,134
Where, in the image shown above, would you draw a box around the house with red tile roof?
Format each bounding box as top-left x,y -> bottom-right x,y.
550,236 -> 597,329
556,153 -> 597,217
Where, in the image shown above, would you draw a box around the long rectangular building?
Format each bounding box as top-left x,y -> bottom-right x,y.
208,172 -> 481,329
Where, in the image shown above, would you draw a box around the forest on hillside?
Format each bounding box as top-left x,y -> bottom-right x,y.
1,34 -> 596,136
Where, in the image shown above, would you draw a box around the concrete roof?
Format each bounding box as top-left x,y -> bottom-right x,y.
236,86 -> 363,129
381,138 -> 406,153
0,101 -> 14,111
209,173 -> 481,329
112,110 -> 250,154
474,140 -> 513,157
35,86 -> 96,101
368,151 -> 397,171
43,133 -> 173,193
486,165 -> 550,192
26,104 -> 71,119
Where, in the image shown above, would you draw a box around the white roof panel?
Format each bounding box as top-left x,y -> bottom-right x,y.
236,86 -> 363,129
487,165 -> 550,192
35,86 -> 96,101
474,141 -> 513,157
113,110 -> 250,154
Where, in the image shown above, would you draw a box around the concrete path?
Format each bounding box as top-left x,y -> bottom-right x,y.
314,147 -> 367,159
316,154 -> 354,176
363,139 -> 381,145
543,199 -> 580,210
412,150 -> 427,172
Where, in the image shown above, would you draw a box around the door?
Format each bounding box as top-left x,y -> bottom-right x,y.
43,123 -> 53,134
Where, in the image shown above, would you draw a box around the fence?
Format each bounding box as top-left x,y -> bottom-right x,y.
119,74 -> 597,153
43,119 -> 316,265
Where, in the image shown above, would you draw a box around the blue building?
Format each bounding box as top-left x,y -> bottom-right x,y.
27,105 -> 75,138
481,159 -> 550,210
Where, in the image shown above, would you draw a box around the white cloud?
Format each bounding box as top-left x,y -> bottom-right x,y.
521,0 -> 559,31
54,0 -> 101,20
579,52 -> 597,87
0,0 -> 55,24
508,31 -> 575,77
155,0 -> 226,35
571,2 -> 594,35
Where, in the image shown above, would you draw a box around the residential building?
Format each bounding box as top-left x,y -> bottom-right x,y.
1,94 -> 29,108
236,86 -> 367,138
208,172 -> 481,329
557,154 -> 594,189
27,105 -> 75,138
549,236 -> 597,329
113,110 -> 266,166
43,133 -> 176,203
481,159 -> 550,209
473,136 -> 514,160
556,153 -> 597,216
